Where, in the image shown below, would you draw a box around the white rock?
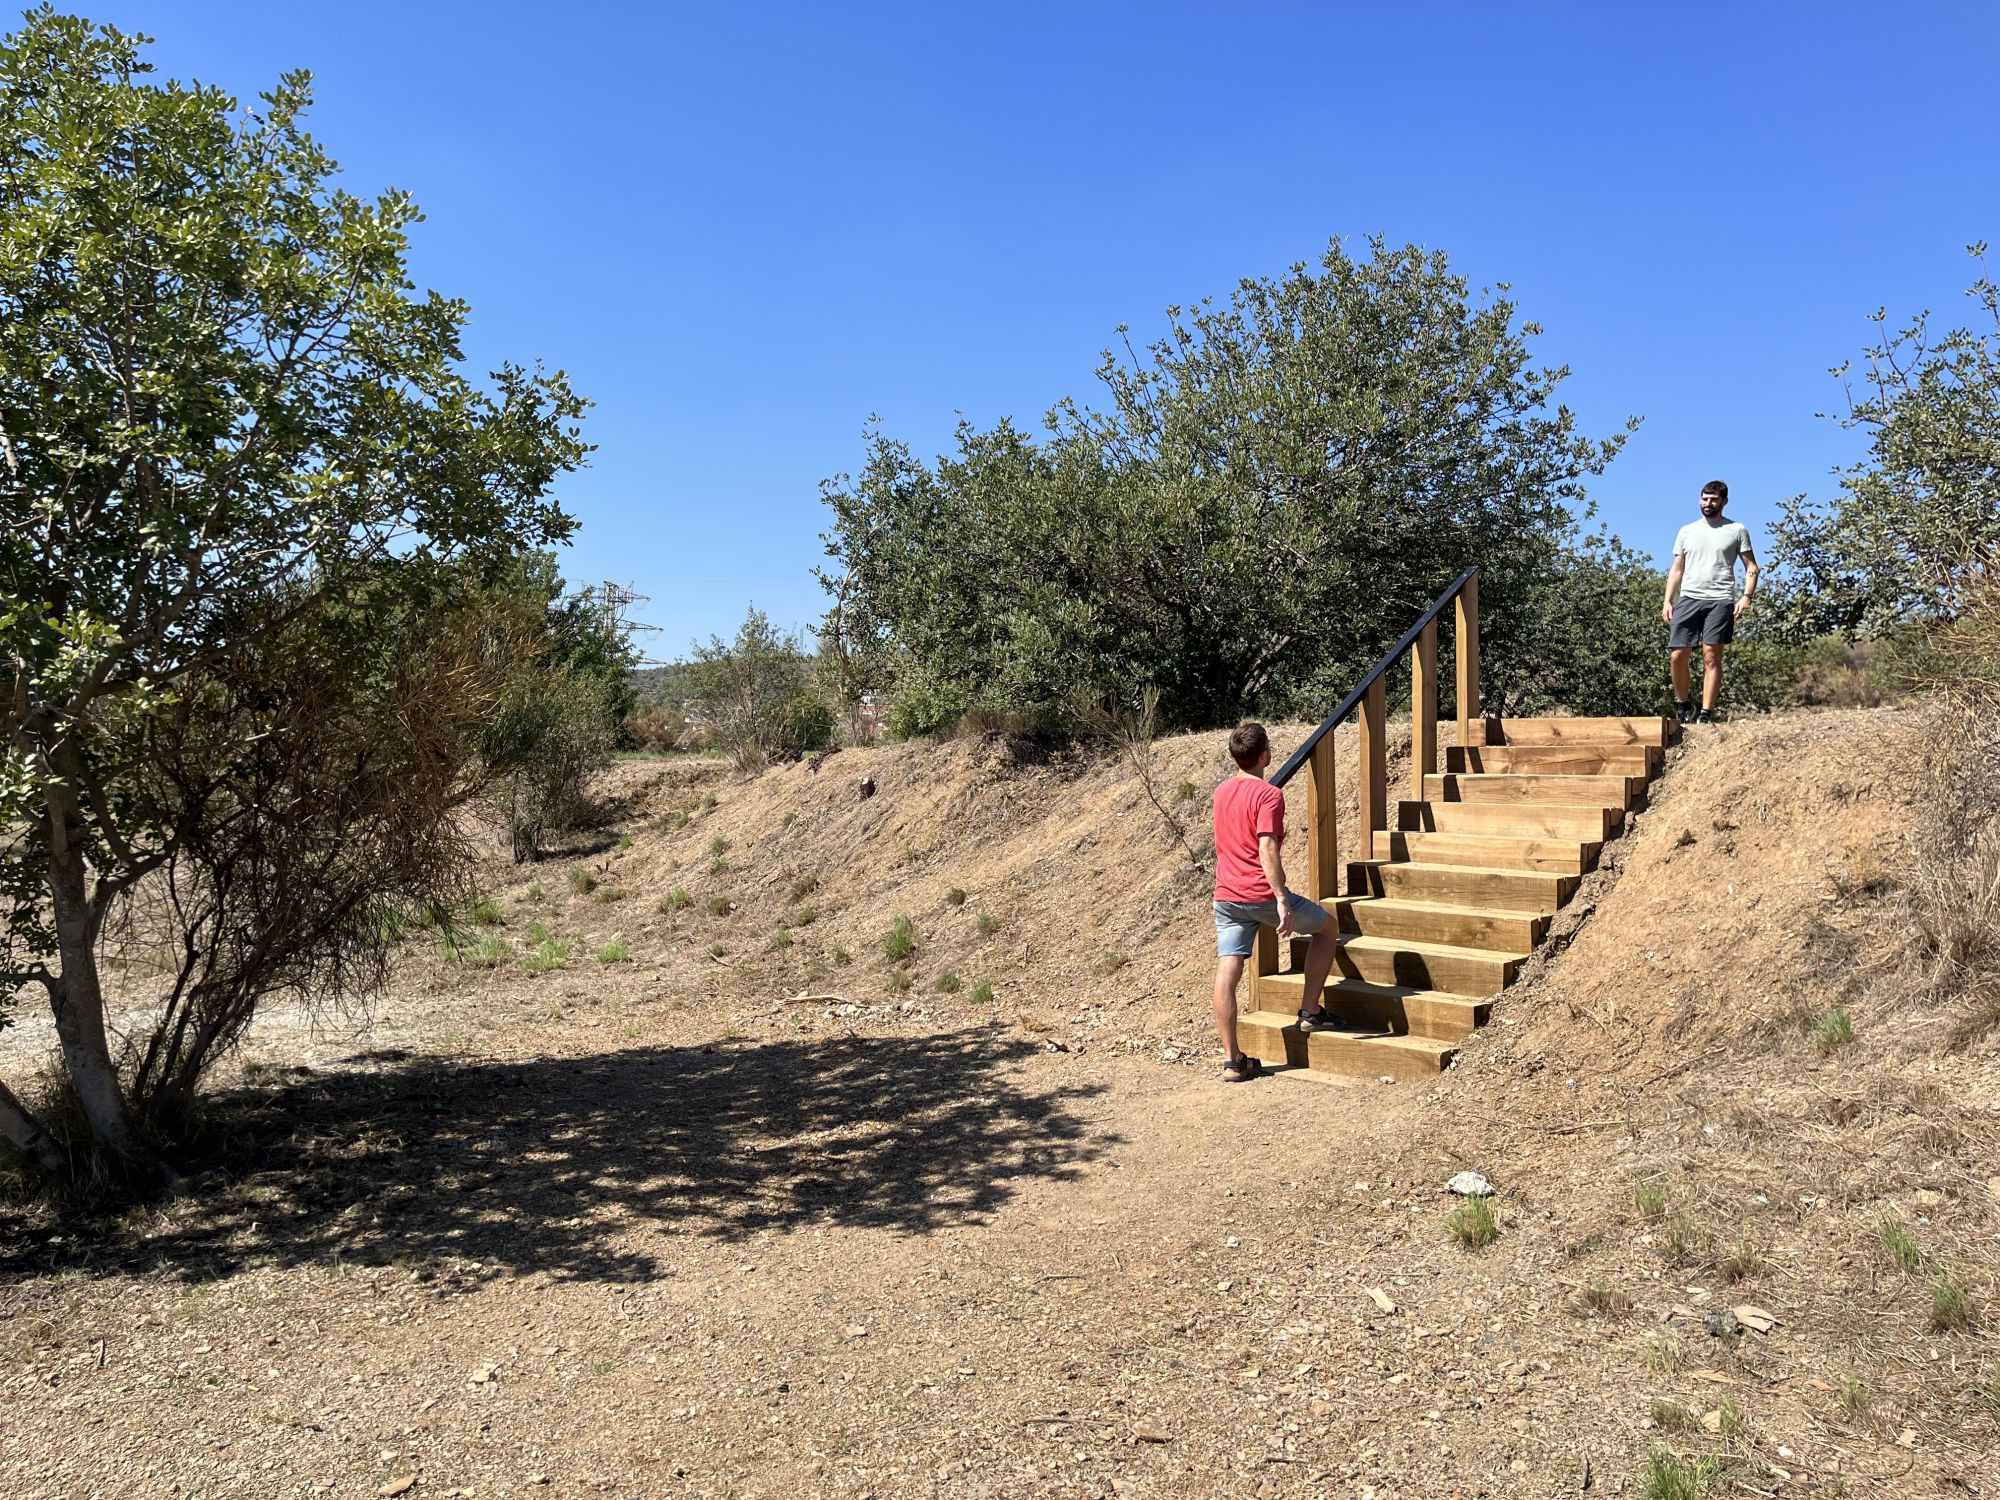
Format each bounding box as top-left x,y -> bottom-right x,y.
1445,1171 -> 1495,1197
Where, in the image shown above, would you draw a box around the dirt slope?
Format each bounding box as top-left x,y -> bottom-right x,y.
4,710 -> 1997,1500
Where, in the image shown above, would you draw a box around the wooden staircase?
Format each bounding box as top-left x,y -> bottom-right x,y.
1230,571 -> 1676,1083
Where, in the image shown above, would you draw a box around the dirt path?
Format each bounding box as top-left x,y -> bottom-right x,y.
7,713 -> 1997,1499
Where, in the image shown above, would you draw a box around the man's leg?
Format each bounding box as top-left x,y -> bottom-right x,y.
1212,954 -> 1247,1059
1670,646 -> 1693,704
1702,643 -> 1724,711
1299,928 -> 1338,1016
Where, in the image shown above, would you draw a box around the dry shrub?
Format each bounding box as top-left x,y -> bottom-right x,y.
1904,559 -> 2000,1037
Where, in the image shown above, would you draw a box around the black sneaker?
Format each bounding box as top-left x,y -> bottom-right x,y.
1297,1008 -> 1339,1033
1694,708 -> 1717,724
1675,699 -> 1695,724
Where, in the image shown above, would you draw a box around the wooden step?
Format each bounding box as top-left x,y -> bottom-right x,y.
1397,799 -> 1621,841
1348,858 -> 1576,915
1236,1010 -> 1461,1078
1334,934 -> 1524,996
1254,976 -> 1491,1039
1447,744 -> 1659,777
1473,715 -> 1676,747
1424,772 -> 1646,811
1307,1027 -> 1458,1080
1334,895 -> 1548,951
1373,829 -> 1598,876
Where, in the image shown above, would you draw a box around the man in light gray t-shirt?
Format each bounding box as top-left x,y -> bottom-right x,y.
1660,479 -> 1759,724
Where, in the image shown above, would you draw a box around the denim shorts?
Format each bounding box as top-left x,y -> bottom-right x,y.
1213,892 -> 1330,958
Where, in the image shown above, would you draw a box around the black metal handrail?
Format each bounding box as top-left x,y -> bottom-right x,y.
1269,567 -> 1479,789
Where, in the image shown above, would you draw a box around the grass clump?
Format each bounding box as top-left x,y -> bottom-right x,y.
596,939 -> 630,964
768,928 -> 794,951
968,979 -> 994,1004
659,887 -> 693,914
1972,1364 -> 2000,1417
708,856 -> 729,874
1445,1195 -> 1498,1250
703,895 -> 732,918
786,904 -> 818,928
881,913 -> 917,964
1812,1005 -> 1855,1052
1877,1217 -> 1922,1274
1715,1240 -> 1763,1283
831,944 -> 852,967
788,873 -> 820,902
885,968 -> 913,994
463,934 -> 509,968
1834,1372 -> 1872,1423
1577,1276 -> 1627,1316
1171,778 -> 1197,802
707,940 -> 728,959
566,868 -> 598,896
709,835 -> 732,857
976,911 -> 998,936
1929,1270 -> 1978,1333
934,970 -> 962,993
1639,1449 -> 1719,1500
595,884 -> 628,903
944,886 -> 967,907
523,937 -> 570,973
524,882 -> 545,902
1662,1212 -> 1710,1265
1641,1329 -> 1682,1375
615,833 -> 634,852
1101,950 -> 1129,973
468,897 -> 504,927
1633,1180 -> 1668,1221
657,809 -> 691,833
526,920 -> 551,943
1648,1398 -> 1697,1435
701,792 -> 718,812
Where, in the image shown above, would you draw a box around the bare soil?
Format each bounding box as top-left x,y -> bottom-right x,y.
4,710 -> 1996,1499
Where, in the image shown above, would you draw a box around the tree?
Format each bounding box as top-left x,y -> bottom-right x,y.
818,238 -> 1636,735
686,607 -> 834,770
0,11 -> 588,1183
1770,249 -> 2000,638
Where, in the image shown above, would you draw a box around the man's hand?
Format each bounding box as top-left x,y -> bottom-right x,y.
1660,598 -> 1675,625
1274,899 -> 1295,939
1733,596 -> 1751,621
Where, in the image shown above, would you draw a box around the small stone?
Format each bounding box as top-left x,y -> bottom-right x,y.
1132,1422 -> 1173,1443
380,1478 -> 417,1498
1732,1304 -> 1779,1333
1366,1287 -> 1397,1315
469,1363 -> 498,1385
1445,1172 -> 1494,1197
843,1325 -> 869,1340
1704,1308 -> 1741,1339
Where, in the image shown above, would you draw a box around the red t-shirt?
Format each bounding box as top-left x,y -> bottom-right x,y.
1213,775 -> 1284,903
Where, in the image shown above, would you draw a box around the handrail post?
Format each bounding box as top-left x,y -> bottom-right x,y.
1356,677 -> 1387,892
1412,616 -> 1438,801
1255,923 -> 1278,981
1305,732 -> 1338,905
1455,571 -> 1482,746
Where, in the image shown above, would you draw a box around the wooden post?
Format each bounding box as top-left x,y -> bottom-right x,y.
1412,617 -> 1438,800
1455,571 -> 1481,747
1356,676 -> 1387,890
1304,733 -> 1339,904
1255,923 -> 1278,980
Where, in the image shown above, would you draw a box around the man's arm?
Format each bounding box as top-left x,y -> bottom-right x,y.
1736,549 -> 1760,619
1258,833 -> 1294,936
1661,556 -> 1686,625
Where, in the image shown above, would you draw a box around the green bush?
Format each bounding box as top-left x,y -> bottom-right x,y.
881,913 -> 917,964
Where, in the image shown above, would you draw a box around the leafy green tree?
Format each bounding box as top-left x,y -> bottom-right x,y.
819,238 -> 1635,734
1772,250 -> 2000,637
687,607 -> 834,769
0,12 -> 587,1183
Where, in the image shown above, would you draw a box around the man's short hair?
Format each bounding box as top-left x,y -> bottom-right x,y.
1227,722 -> 1270,770
1701,479 -> 1729,502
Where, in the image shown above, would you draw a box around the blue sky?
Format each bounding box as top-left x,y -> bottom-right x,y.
84,2 -> 2000,655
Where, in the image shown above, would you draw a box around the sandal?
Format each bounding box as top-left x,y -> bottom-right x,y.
1296,1008 -> 1340,1033
1222,1054 -> 1265,1083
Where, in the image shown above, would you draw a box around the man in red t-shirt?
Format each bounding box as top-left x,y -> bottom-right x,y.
1210,722 -> 1340,1081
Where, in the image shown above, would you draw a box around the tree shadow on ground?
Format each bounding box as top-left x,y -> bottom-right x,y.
6,1026 -> 1111,1285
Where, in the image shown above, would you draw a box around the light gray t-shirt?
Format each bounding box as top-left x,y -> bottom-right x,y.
1673,519 -> 1754,600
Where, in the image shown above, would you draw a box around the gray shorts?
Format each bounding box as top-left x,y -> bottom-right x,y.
1669,596 -> 1735,648
1213,892 -> 1330,958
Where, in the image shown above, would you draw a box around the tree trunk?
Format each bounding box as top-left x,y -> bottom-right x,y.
45,844 -> 174,1187
0,1076 -> 68,1180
